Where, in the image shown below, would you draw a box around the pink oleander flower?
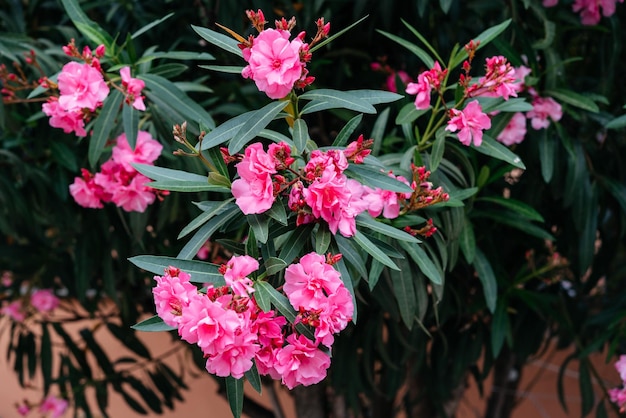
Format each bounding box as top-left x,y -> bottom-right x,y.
242,28 -> 305,99
543,0 -> 558,5
30,289 -> 60,313
252,310 -> 286,348
274,334 -> 331,389
527,96 -> 562,130
69,169 -> 104,208
16,403 -> 30,416
470,56 -> 518,100
304,149 -> 348,180
42,98 -> 87,137
39,395 -> 68,418
152,267 -> 199,328
405,61 -> 445,110
111,131 -> 163,172
610,387 -> 626,412
497,112 -> 527,146
573,0 -> 623,25
362,173 -> 411,219
386,70 -> 412,93
268,141 -> 295,168
1,271 -> 13,287
179,293 -> 240,351
284,252 -> 344,311
344,135 -> 373,164
1,300 -> 26,322
120,66 -> 146,111
445,100 -> 492,147
109,173 -> 157,212
220,255 -> 258,297
232,143 -> 277,214
314,286 -> 353,346
205,323 -> 259,378
512,65 -> 532,92
57,61 -> 109,112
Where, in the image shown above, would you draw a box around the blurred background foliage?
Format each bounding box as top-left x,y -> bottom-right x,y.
1,0 -> 626,417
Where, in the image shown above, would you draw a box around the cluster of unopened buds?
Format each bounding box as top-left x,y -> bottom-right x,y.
40,40 -> 146,137
221,135 -> 446,238
152,252 -> 352,389
218,9 -> 329,99
405,40 -> 563,148
69,131 -> 167,212
0,50 -> 46,104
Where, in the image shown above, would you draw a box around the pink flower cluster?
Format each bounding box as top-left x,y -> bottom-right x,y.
69,131 -> 166,212
370,58 -> 413,93
609,355 -> 626,412
1,288 -> 60,322
42,41 -> 146,137
152,252 -> 353,389
544,0 -> 624,25
445,100 -> 492,147
16,395 -> 68,418
229,136 -> 418,237
239,10 -> 329,99
405,61 -> 447,110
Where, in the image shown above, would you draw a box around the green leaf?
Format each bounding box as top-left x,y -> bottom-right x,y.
148,181 -> 229,193
478,97 -> 533,113
471,134 -> 525,169
199,65 -> 244,74
345,164 -> 414,193
128,255 -> 225,285
226,377 -> 244,418
292,118 -> 309,153
315,224 -> 332,254
538,129 -> 555,183
356,214 -> 419,243
177,209 -> 240,260
473,249 -> 497,313
300,89 -> 376,114
199,110 -> 255,151
134,164 -> 207,183
254,281 -> 272,312
265,199 -> 288,226
131,315 -> 177,332
391,255 -> 417,329
544,88 -> 599,113
333,114 -> 363,147
309,15 -> 369,53
247,214 -> 269,244
596,400 -> 608,418
579,361 -> 594,416
376,30 -> 434,68
346,90 -> 403,105
557,353 -> 576,413
491,300 -> 509,356
398,241 -> 443,285
353,231 -> 399,270
430,128 -> 446,172
599,175 -> 626,215
131,13 -> 174,39
450,20 -> 512,69
400,19 -> 444,64
178,200 -> 234,239
473,210 -> 554,241
228,101 -> 288,154
334,235 -> 369,280
89,90 -> 123,168
244,361 -> 262,395
60,0 -> 114,48
476,196 -> 544,222
278,224 -> 314,265
264,257 -> 287,276
140,74 -> 215,130
439,0 -> 454,13
459,218 -> 476,264
122,104 -> 139,150
396,103 -> 430,125
191,25 -> 242,56
605,114 -> 626,130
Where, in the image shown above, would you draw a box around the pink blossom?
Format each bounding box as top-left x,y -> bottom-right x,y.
57,61 -> 109,111
471,56 -> 518,100
304,149 -> 348,180
38,395 -> 68,418
610,387 -> 626,411
274,334 -> 331,389
314,286 -> 354,346
1,300 -> 26,322
30,289 -> 60,313
42,98 -> 87,137
120,67 -> 146,111
1,271 -> 12,287
284,252 -> 344,311
268,141 -> 295,168
497,112 -> 527,146
152,267 -> 199,328
406,62 -> 445,110
512,65 -> 532,92
386,70 -> 412,93
69,169 -> 104,208
16,403 -> 30,416
252,310 -> 286,348
205,324 -> 259,378
445,100 -> 492,147
362,173 -> 411,219
109,173 -> 156,212
573,0 -> 623,25
242,28 -> 305,99
527,96 -> 562,130
111,131 -> 163,172
232,143 -> 277,214
221,255 -> 258,297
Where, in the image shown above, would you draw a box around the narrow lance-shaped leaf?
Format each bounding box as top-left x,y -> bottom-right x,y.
471,134 -> 526,169
228,101 -> 288,154
131,315 -> 177,332
292,118 -> 309,153
226,377 -> 244,418
89,90 -> 123,168
191,25 -> 242,56
450,19 -> 512,69
332,114 -> 363,147
128,255 -> 225,285
376,30 -> 434,68
299,89 -> 376,115
390,254 -> 418,329
398,240 -> 443,285
177,209 -> 240,260
60,0 -> 114,48
473,248 -> 497,313
352,231 -> 400,271
122,104 -> 139,150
